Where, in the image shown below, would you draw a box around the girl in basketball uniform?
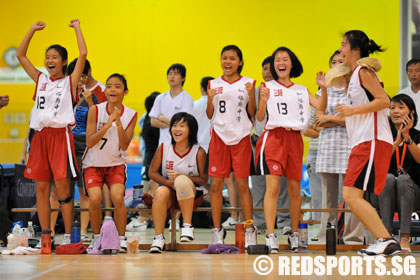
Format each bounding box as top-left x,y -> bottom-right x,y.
16,20 -> 87,245
206,45 -> 257,246
337,30 -> 401,256
82,74 -> 137,253
148,112 -> 208,253
255,47 -> 327,253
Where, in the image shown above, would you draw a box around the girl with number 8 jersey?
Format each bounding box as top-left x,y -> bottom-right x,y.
206,45 -> 257,247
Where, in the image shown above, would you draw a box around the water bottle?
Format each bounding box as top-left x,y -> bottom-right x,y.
71,221 -> 81,243
326,222 -> 336,255
27,221 -> 35,238
298,223 -> 308,250
132,185 -> 144,208
41,229 -> 52,254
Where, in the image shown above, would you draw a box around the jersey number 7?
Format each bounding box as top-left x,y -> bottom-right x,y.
100,138 -> 108,150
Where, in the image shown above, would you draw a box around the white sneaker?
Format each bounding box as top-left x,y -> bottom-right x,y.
358,238 -> 401,256
60,234 -> 71,245
222,217 -> 239,230
168,219 -> 180,231
149,234 -> 165,253
265,233 -> 279,254
212,227 -> 226,244
126,218 -> 147,232
245,227 -> 257,248
288,232 -> 299,253
88,235 -> 100,250
180,224 -> 194,242
119,236 -> 127,253
280,226 -> 291,235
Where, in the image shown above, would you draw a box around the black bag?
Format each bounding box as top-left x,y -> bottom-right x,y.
12,164 -> 37,225
0,165 -> 13,245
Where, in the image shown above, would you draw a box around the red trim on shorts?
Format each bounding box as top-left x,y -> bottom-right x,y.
33,72 -> 43,101
221,75 -> 243,85
275,80 -> 294,88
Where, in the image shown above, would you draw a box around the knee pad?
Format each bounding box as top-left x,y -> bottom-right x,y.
174,175 -> 195,201
58,193 -> 73,205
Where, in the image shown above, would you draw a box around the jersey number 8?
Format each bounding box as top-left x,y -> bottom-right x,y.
219,100 -> 226,113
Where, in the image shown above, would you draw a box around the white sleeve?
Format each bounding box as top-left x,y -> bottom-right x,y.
184,94 -> 194,114
149,95 -> 161,118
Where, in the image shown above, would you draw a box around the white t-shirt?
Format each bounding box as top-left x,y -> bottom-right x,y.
192,95 -> 211,152
149,90 -> 194,144
398,87 -> 420,130
263,80 -> 310,132
30,73 -> 76,131
345,66 -> 392,148
209,76 -> 255,145
82,102 -> 137,168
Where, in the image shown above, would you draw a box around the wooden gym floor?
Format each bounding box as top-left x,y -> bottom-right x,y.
1,228 -> 419,280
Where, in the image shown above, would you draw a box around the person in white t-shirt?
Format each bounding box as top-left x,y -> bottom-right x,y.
398,59 -> 420,130
150,64 -> 194,144
193,76 -> 214,152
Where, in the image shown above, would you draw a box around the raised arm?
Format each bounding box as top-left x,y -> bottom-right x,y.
16,22 -> 45,82
246,81 -> 256,118
86,105 -> 112,148
309,72 -> 328,111
68,19 -> 87,100
206,88 -> 216,119
114,108 -> 137,151
256,83 -> 269,122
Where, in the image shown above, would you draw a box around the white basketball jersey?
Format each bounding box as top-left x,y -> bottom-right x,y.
346,66 -> 392,148
263,80 -> 310,131
161,143 -> 200,178
82,102 -> 137,168
30,73 -> 76,131
209,76 -> 255,145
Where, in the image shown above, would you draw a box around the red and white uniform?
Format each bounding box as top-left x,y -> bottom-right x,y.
161,143 -> 200,178
255,81 -> 310,179
82,102 -> 137,168
25,73 -> 79,182
209,76 -> 255,145
343,66 -> 393,195
89,81 -> 106,103
30,73 -> 77,131
263,80 -> 310,131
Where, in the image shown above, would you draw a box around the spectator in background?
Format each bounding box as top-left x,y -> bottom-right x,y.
0,95 -> 9,108
398,59 -> 420,130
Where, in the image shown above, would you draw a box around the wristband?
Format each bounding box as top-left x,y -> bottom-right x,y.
405,137 -> 413,145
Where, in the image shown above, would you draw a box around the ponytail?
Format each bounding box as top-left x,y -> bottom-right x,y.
344,30 -> 384,58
